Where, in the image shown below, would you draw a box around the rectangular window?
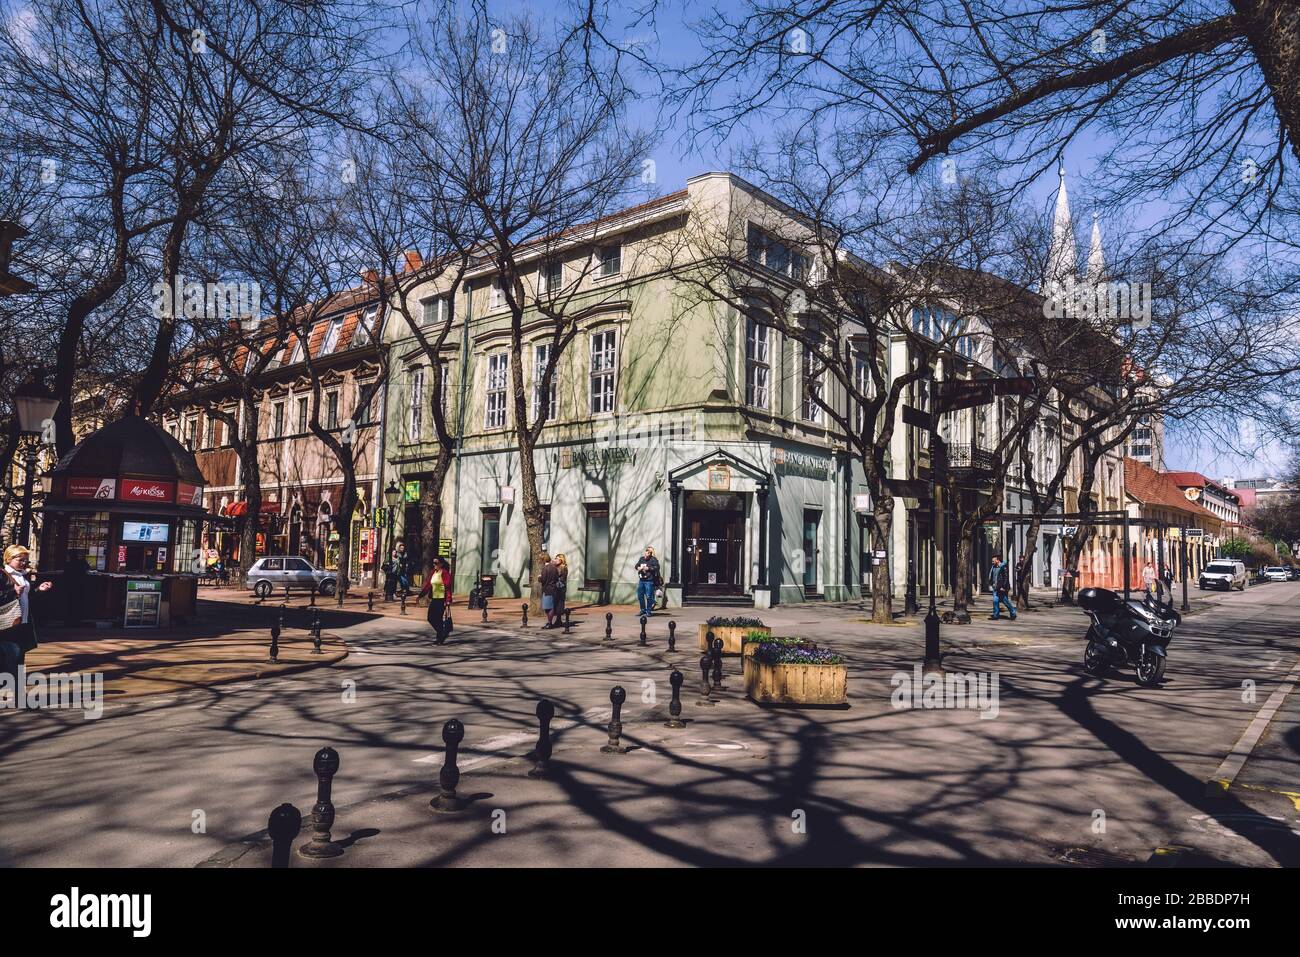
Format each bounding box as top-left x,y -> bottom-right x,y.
438,360 -> 450,419
355,383 -> 376,425
584,504 -> 610,584
485,352 -> 509,429
185,417 -> 198,450
598,245 -> 621,277
589,330 -> 617,414
801,347 -> 824,423
320,317 -> 343,356
354,307 -> 376,345
745,318 -> 771,410
204,417 -> 215,449
296,397 -> 308,434
490,280 -> 505,310
272,403 -> 284,439
421,297 -> 448,326
290,338 -> 304,365
540,260 -> 563,295
407,367 -> 424,442
854,353 -> 873,434
326,391 -> 339,431
747,223 -> 808,279
533,343 -> 557,423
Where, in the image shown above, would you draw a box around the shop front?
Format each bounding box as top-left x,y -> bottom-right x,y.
36,415 -> 222,627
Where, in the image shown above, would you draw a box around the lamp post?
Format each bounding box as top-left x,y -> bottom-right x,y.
384,479 -> 401,573
924,368 -> 942,669
14,381 -> 60,553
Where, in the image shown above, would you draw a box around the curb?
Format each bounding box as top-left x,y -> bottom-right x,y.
1203,652 -> 1300,798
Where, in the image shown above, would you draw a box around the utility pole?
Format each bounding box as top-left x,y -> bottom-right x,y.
924,368 -> 941,669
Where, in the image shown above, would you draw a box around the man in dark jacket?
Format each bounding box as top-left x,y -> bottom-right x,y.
635,546 -> 660,617
989,555 -> 1017,621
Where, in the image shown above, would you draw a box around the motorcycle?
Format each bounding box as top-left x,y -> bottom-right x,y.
1078,583 -> 1179,687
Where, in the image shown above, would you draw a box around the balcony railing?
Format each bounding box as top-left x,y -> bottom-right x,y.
945,443 -> 996,473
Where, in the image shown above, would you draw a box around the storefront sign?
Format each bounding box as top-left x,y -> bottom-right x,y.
156,547 -> 168,568
117,545 -> 127,566
177,482 -> 203,507
854,493 -> 872,512
120,479 -> 175,503
67,477 -> 116,499
772,448 -> 830,479
561,447 -> 636,469
707,465 -> 731,491
405,480 -> 421,502
373,507 -> 388,527
439,538 -> 452,557
358,528 -> 375,564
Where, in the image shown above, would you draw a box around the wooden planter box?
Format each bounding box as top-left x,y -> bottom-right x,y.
698,623 -> 769,655
742,640 -> 816,685
746,659 -> 848,706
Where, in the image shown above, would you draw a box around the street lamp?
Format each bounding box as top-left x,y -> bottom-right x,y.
924,367 -> 942,669
384,480 -> 401,572
13,380 -> 59,552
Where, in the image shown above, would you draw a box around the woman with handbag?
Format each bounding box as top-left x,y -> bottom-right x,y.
0,546 -> 49,679
419,557 -> 454,645
537,553 -> 557,628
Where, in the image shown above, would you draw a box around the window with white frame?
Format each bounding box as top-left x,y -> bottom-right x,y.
320,316 -> 343,356
485,352 -> 509,428
854,351 -> 873,434
296,396 -> 308,434
533,343 -> 557,422
589,330 -> 617,414
355,307 -> 376,345
407,367 -> 424,442
744,318 -> 771,410
272,402 -> 285,439
747,223 -> 809,280
800,346 -> 824,423
437,360 -> 450,419
598,245 -> 621,278
540,260 -> 563,295
204,416 -> 216,449
421,296 -> 448,326
490,280 -> 505,310
290,337 -> 305,365
326,391 -> 339,431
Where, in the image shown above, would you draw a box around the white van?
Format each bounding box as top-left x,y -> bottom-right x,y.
1199,560 -> 1247,591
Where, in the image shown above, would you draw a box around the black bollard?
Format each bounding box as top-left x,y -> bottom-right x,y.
310,582 -> 317,606
639,615 -> 647,646
400,593 -> 407,615
521,603 -> 529,628
668,619 -> 676,652
601,685 -> 627,753
529,699 -> 554,779
481,596 -> 489,624
711,637 -> 725,691
563,609 -> 572,634
665,669 -> 685,728
698,654 -> 716,706
299,747 -> 343,859
706,628 -> 715,655
284,581 -> 290,604
269,615 -> 281,663
604,612 -> 613,641
267,803 -> 302,868
312,620 -> 322,655
430,719 -> 469,813
367,590 -> 374,612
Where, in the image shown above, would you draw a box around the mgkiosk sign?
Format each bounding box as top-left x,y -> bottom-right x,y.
119,480 -> 175,503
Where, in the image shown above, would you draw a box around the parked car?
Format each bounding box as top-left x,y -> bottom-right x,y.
247,556 -> 337,598
1198,560 -> 1247,591
1263,566 -> 1291,582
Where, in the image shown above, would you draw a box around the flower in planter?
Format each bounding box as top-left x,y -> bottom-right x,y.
752,643 -> 843,665
743,634 -> 814,648
707,615 -> 767,628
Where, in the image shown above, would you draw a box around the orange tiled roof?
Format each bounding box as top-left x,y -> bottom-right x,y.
1124,458 -> 1218,520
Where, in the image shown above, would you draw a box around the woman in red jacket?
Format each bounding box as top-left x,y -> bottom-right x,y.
419,557 -> 453,644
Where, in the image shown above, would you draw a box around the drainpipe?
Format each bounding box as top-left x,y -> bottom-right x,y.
450,278 -> 474,588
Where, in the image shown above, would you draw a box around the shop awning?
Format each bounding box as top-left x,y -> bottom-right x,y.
223,501 -> 284,518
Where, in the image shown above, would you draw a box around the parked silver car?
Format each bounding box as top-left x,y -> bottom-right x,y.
247,556 -> 337,598
1263,566 -> 1291,583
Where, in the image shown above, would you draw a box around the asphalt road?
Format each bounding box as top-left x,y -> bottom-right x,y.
1,582 -> 1297,867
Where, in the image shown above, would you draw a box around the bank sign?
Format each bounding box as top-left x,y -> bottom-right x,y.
772,448 -> 831,480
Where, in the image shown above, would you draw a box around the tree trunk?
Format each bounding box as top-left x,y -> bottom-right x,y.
419,448 -> 451,584
953,531 -> 974,622
870,498 -> 894,623
1233,0 -> 1300,167
1016,516 -> 1044,610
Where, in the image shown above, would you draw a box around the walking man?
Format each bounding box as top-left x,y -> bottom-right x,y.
635,546 -> 660,617
989,555 -> 1017,621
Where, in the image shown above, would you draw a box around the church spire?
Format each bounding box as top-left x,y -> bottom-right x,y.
1043,166 -> 1077,294
1086,211 -> 1105,285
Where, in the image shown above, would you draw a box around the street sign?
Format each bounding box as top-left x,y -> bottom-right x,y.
934,379 -> 994,414
1186,528 -> 1205,539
